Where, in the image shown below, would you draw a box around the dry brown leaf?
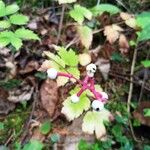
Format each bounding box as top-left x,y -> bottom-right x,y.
104,25 -> 123,44
77,26 -> 93,49
38,60 -> 52,72
0,88 -> 15,115
112,24 -> 123,32
119,34 -> 129,53
40,79 -> 58,117
125,18 -> 137,29
95,58 -> 110,80
79,53 -> 91,66
120,12 -> 133,20
8,81 -> 34,103
19,60 -> 39,74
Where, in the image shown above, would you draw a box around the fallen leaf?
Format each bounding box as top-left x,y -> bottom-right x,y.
119,34 -> 129,54
125,18 -> 137,29
104,25 -> 123,44
0,88 -> 15,115
56,76 -> 69,87
77,25 -> 93,49
95,58 -> 110,80
19,60 -> 39,74
38,60 -> 52,72
82,109 -> 112,139
120,12 -> 133,20
40,79 -> 58,117
58,0 -> 77,4
79,53 -> 91,66
8,81 -> 34,103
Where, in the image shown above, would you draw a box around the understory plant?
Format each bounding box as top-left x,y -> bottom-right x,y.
0,0 -> 39,51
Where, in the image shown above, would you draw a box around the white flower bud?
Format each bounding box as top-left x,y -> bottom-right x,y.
47,68 -> 58,79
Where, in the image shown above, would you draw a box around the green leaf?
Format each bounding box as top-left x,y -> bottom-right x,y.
22,140 -> 43,150
44,51 -> 66,69
82,110 -> 111,139
77,25 -> 93,49
136,12 -> 150,29
15,28 -> 40,40
144,145 -> 150,150
58,0 -> 76,4
11,36 -> 22,50
0,20 -> 11,29
0,79 -> 21,90
137,25 -> 150,42
35,72 -> 47,80
0,37 -> 10,47
91,4 -> 121,16
78,139 -> 91,150
0,122 -> 4,130
0,1 -> 6,17
10,14 -> 29,25
141,60 -> 150,68
50,134 -> 60,143
70,4 -> 92,25
58,47 -> 78,66
143,108 -> 150,117
61,95 -> 91,121
6,3 -> 19,15
40,121 -> 52,135
112,124 -> 122,138
67,67 -> 80,79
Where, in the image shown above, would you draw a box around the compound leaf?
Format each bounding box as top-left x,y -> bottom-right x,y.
6,3 -> 19,15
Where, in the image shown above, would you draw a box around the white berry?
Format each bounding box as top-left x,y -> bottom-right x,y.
92,100 -> 104,111
47,68 -> 58,79
71,94 -> 80,103
101,92 -> 108,100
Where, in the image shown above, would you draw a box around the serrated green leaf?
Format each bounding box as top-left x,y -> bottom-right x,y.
0,1 -> 5,17
6,3 -> 19,15
61,95 -> 91,121
141,60 -> 150,68
137,25 -> 150,42
67,67 -> 80,79
44,51 -> 66,68
40,121 -> 52,135
0,20 -> 11,29
22,139 -> 43,150
91,4 -> 121,16
136,12 -> 150,29
82,110 -> 111,139
0,37 -> 10,47
70,4 -> 92,25
10,14 -> 29,25
58,0 -> 76,4
11,36 -> 22,50
15,28 -> 39,40
58,47 -> 78,66
77,25 -> 93,49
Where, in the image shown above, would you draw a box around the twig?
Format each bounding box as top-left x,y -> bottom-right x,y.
56,4 -> 65,44
65,36 -> 79,49
127,47 -> 138,141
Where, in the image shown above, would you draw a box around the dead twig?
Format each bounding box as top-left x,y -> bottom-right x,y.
56,4 -> 65,44
127,47 -> 139,142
